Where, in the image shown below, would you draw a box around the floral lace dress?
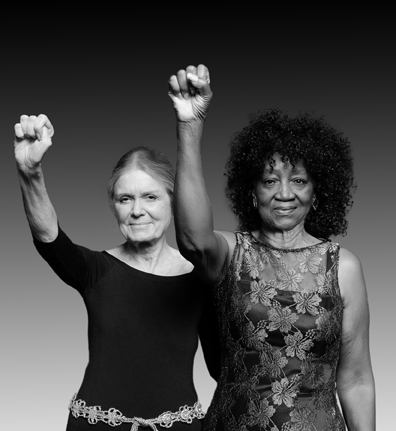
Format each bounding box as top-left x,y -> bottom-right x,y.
204,232 -> 346,431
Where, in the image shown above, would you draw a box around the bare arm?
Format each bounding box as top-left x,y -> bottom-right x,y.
337,247 -> 376,430
168,65 -> 232,284
15,114 -> 58,242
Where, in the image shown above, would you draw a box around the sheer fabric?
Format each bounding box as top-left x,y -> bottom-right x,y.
204,232 -> 346,431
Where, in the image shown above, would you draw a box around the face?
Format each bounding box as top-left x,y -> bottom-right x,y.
112,169 -> 172,246
253,153 -> 314,233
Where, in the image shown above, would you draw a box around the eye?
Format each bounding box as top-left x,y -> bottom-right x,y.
118,196 -> 131,203
292,178 -> 308,185
145,195 -> 158,201
263,179 -> 277,187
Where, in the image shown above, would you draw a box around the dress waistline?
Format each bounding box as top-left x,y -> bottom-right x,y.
69,393 -> 205,430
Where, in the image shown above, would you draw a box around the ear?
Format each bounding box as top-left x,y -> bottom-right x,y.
252,192 -> 258,209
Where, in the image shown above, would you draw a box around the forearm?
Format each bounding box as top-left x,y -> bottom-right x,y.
17,164 -> 58,242
338,379 -> 375,430
175,120 -> 216,256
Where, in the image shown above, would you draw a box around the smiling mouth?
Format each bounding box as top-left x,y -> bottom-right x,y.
274,207 -> 296,215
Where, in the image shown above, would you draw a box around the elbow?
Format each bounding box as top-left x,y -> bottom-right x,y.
176,231 -> 206,263
337,366 -> 375,398
30,219 -> 59,243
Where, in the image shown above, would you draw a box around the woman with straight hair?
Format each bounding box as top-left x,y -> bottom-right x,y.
14,114 -> 219,430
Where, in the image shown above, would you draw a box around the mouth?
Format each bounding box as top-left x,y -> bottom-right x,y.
274,207 -> 296,215
129,223 -> 151,227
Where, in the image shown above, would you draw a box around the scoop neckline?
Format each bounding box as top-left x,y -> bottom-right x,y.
102,250 -> 195,279
247,232 -> 328,252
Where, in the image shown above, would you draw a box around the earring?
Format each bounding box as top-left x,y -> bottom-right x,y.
253,195 -> 257,209
312,195 -> 318,211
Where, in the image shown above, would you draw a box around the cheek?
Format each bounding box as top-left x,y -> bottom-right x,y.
255,187 -> 271,203
158,200 -> 172,219
114,206 -> 129,223
159,208 -> 172,226
302,188 -> 315,204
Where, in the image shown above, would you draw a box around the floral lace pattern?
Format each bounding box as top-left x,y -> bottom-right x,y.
204,233 -> 345,431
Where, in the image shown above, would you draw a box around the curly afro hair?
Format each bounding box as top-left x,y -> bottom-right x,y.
225,109 -> 356,239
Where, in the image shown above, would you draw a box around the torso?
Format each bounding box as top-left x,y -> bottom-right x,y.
33,228 -> 211,431
69,256 -> 205,430
204,231 -> 346,431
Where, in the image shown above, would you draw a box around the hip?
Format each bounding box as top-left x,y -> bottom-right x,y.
67,393 -> 205,431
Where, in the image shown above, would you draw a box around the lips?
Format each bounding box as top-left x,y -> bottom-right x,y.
274,207 -> 296,215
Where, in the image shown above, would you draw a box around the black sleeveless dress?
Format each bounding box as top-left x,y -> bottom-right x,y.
204,232 -> 346,431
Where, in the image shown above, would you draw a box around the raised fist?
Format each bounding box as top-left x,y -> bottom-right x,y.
14,114 -> 54,170
168,64 -> 212,122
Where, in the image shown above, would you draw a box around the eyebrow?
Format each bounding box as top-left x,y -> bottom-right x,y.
263,167 -> 307,174
114,190 -> 162,198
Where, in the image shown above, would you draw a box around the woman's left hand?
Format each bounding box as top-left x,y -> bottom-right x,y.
168,64 -> 212,122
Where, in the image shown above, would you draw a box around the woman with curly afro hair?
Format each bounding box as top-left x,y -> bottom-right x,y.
225,108 -> 355,240
169,64 -> 375,431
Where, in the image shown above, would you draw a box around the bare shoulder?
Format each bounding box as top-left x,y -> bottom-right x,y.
339,246 -> 362,270
338,246 -> 367,302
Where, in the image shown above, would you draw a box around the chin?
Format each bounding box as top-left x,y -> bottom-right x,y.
271,220 -> 304,232
129,234 -> 153,243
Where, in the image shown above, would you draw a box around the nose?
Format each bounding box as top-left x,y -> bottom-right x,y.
131,198 -> 145,217
276,181 -> 295,200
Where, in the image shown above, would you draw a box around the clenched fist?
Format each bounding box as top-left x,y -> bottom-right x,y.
168,64 -> 212,122
14,114 -> 54,170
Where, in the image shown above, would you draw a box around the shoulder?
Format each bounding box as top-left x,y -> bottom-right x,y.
337,248 -> 371,350
215,230 -> 237,248
338,246 -> 363,276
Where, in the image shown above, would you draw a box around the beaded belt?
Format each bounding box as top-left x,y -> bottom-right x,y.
69,393 -> 205,430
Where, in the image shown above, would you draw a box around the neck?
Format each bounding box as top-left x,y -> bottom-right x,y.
256,224 -> 318,249
121,236 -> 170,272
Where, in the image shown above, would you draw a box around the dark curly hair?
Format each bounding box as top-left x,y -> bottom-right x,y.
225,109 -> 356,239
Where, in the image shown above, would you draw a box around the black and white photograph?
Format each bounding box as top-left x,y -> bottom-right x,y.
1,13 -> 393,430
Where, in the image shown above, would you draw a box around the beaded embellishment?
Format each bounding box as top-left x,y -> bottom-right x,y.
69,393 -> 205,430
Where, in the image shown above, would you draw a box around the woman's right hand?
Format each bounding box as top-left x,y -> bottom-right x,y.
14,114 -> 54,171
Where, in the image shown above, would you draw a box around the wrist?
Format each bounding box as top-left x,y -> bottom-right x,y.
177,118 -> 205,130
17,163 -> 44,179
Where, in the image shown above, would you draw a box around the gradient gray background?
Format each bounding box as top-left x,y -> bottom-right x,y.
1,14 -> 394,430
